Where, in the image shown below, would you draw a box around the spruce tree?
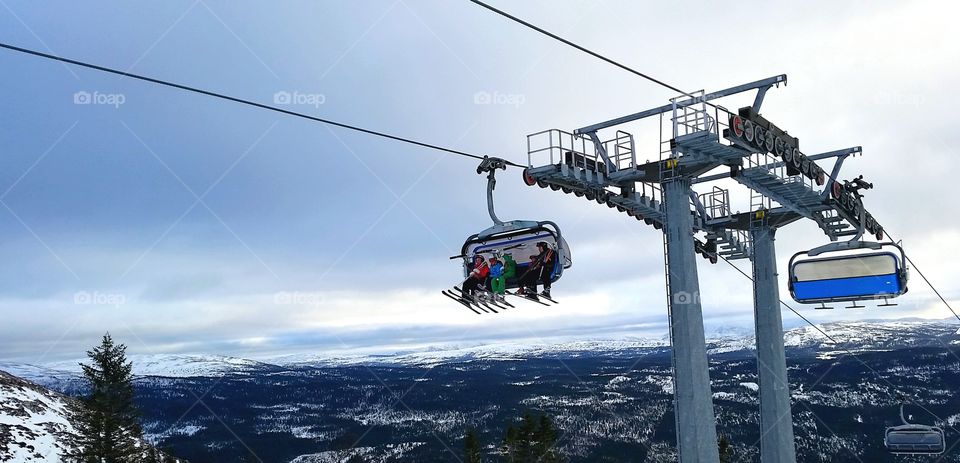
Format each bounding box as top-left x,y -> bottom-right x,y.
72,333 -> 143,462
718,434 -> 734,463
516,411 -> 535,462
464,427 -> 482,463
502,424 -> 518,462
502,411 -> 563,463
534,414 -> 561,462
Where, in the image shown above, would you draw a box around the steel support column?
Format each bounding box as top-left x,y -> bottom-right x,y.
664,178 -> 720,463
750,227 -> 797,463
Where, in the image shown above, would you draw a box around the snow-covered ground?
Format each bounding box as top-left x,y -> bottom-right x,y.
0,319 -> 953,381
289,442 -> 424,463
0,372 -> 77,462
0,371 -> 182,462
43,353 -> 278,378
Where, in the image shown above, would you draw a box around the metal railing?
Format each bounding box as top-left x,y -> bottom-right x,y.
743,151 -> 823,196
700,186 -> 731,219
636,180 -> 663,208
659,101 -> 736,162
527,129 -> 593,168
527,128 -> 637,173
606,130 -> 636,171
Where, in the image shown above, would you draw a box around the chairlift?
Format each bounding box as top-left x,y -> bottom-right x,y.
885,403 -> 945,455
788,180 -> 908,306
789,240 -> 907,306
444,157 -> 571,310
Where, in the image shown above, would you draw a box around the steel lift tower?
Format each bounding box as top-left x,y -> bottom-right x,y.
523,74 -> 883,462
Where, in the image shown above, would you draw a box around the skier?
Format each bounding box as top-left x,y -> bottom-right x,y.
461,255 -> 489,299
519,242 -> 556,300
488,256 -> 505,301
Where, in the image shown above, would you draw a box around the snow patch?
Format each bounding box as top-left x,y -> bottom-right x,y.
44,354 -> 276,378
740,382 -> 759,392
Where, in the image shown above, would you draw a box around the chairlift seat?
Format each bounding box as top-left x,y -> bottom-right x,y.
459,221 -> 571,290
885,424 -> 945,455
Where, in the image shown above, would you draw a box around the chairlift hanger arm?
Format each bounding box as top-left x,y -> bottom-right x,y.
477,156 -> 508,226
574,74 -> 787,135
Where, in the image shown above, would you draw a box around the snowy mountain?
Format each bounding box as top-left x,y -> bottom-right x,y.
0,320 -> 951,384
270,337 -> 672,368
0,371 -> 78,462
43,354 -> 282,378
3,320 -> 958,462
272,319 -> 959,368
0,371 -> 183,463
7,320 -> 954,382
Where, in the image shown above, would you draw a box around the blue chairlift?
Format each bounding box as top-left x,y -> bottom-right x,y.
789,242 -> 907,307
788,186 -> 908,308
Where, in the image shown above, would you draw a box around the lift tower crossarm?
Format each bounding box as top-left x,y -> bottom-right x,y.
691,147 -> 862,184
574,75 -> 786,135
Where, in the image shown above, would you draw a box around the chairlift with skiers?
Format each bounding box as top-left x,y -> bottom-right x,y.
442,157 -> 572,313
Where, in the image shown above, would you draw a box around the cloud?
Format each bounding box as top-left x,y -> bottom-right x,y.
0,0 -> 958,361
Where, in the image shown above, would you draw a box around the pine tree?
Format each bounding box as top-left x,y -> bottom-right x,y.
516,411 -> 535,462
502,424 -> 518,462
501,411 -> 563,463
534,414 -> 561,462
72,333 -> 143,462
718,434 -> 734,463
464,427 -> 482,463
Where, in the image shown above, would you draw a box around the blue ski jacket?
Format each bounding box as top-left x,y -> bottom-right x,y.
489,262 -> 504,278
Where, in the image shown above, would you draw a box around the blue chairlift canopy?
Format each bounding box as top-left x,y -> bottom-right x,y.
788,244 -> 908,304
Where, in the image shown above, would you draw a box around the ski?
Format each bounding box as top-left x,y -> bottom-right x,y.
454,286 -> 511,309
505,290 -> 550,306
479,300 -> 499,313
538,293 -> 558,304
442,290 -> 482,314
447,288 -> 493,314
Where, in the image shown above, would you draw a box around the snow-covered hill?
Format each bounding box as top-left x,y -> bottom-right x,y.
0,362 -> 85,390
4,320 -> 955,381
0,371 -> 77,462
0,371 -> 183,463
271,337 -> 672,368
275,320 -> 960,367
42,354 -> 281,379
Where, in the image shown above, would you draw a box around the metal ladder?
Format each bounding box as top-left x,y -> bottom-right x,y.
660,210 -> 682,463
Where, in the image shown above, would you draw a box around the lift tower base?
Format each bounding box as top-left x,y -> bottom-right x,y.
751,226 -> 797,463
664,178 -> 721,463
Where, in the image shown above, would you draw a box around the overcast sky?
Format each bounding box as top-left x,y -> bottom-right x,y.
0,0 -> 958,362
